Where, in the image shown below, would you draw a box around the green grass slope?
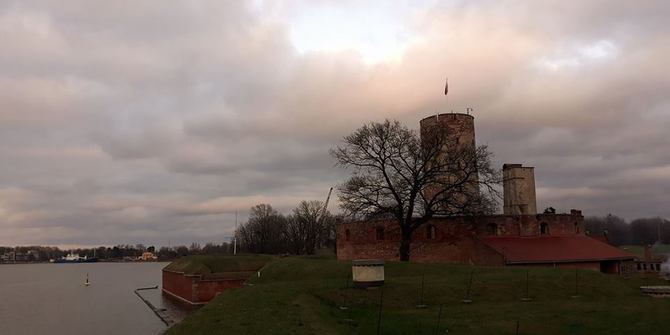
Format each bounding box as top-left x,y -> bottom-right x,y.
163,254 -> 273,276
167,257 -> 670,335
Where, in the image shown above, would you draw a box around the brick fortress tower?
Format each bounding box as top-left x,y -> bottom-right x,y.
419,112 -> 476,151
419,113 -> 479,211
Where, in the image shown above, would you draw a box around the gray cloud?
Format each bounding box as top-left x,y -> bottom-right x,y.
0,0 -> 668,246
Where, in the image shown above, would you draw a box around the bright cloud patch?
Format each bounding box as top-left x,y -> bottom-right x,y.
283,2 -> 418,64
534,39 -> 619,71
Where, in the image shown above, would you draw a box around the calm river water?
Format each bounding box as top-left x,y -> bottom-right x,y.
0,262 -> 190,335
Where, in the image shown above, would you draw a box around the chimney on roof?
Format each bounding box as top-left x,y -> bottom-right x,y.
644,245 -> 653,262
502,164 -> 537,215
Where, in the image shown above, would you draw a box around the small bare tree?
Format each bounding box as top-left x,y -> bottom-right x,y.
331,119 -> 500,261
286,200 -> 330,255
235,204 -> 287,254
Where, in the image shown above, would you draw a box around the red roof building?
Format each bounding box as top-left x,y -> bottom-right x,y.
481,235 -> 634,273
337,213 -> 636,274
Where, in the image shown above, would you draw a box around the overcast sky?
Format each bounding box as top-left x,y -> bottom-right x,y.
1,0 -> 668,247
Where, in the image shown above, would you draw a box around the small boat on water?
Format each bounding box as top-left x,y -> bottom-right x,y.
52,253 -> 98,263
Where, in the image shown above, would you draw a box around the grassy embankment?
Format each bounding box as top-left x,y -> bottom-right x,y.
167,256 -> 670,335
163,254 -> 273,278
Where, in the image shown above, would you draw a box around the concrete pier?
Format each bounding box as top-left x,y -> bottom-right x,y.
134,286 -> 174,326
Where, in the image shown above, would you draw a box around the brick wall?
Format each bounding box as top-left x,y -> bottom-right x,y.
194,278 -> 245,303
512,261 -> 601,271
337,213 -> 584,263
162,270 -> 246,305
162,270 -> 196,303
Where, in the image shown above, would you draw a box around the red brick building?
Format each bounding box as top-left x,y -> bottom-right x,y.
336,113 -> 635,273
336,211 -> 634,273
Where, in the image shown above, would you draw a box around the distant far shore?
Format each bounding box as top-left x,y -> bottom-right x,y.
0,259 -> 172,265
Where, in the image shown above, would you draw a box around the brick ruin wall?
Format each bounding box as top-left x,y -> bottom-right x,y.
162,270 -> 246,305
336,213 -> 585,263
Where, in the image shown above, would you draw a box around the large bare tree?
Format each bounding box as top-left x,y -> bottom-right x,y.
331,119 -> 500,261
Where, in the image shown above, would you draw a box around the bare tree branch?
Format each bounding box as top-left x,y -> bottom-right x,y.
331,119 -> 501,261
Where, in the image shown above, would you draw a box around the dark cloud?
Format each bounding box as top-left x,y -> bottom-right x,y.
0,0 -> 668,246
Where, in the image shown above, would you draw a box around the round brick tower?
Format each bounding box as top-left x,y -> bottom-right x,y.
419,113 -> 476,151
419,113 -> 478,211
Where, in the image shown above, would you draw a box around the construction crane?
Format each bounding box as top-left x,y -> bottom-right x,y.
320,187 -> 333,221
315,187 -> 334,251
234,211 -> 238,255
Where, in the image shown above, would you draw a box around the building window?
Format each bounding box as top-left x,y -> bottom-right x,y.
574,222 -> 580,234
486,223 -> 498,236
427,225 -> 436,240
375,227 -> 385,240
345,229 -> 351,241
540,222 -> 549,235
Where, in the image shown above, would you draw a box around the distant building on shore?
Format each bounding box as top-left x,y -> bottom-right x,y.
140,251 -> 158,261
0,250 -> 39,263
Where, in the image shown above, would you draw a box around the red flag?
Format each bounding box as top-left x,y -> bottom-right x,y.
444,77 -> 448,95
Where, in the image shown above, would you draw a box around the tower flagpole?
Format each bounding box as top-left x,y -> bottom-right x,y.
444,76 -> 451,113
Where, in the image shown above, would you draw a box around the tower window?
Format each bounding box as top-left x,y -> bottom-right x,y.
345,229 -> 351,241
427,225 -> 436,239
540,223 -> 549,235
574,222 -> 579,234
518,205 -> 529,214
375,227 -> 385,240
486,223 -> 498,236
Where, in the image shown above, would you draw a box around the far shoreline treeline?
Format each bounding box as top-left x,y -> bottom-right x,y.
0,242 -> 236,264
584,215 -> 670,246
2,213 -> 666,264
